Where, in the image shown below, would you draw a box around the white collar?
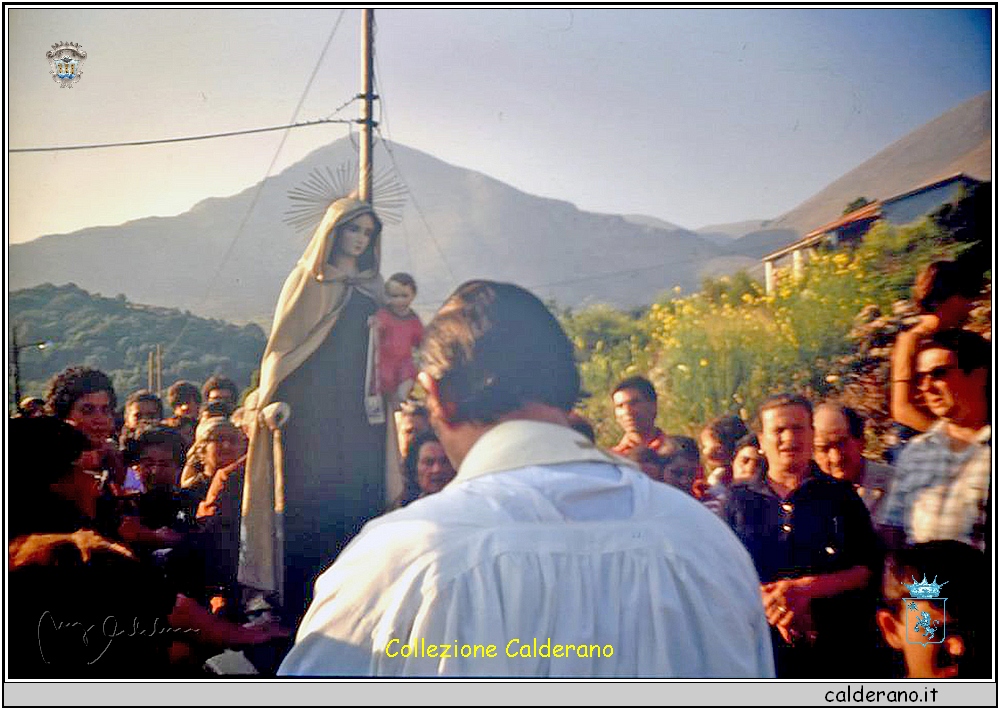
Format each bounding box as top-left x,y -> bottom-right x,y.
455,419 -> 625,484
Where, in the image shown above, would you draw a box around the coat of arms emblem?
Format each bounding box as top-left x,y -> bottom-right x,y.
902,574 -> 948,647
47,41 -> 87,88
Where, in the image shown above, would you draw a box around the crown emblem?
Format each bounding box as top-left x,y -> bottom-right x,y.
46,41 -> 87,88
902,574 -> 948,599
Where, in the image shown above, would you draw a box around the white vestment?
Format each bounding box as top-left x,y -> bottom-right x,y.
278,420 -> 774,677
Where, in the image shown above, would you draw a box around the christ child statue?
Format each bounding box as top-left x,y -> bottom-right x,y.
374,273 -> 424,406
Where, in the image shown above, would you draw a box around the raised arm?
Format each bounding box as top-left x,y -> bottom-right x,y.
890,316 -> 937,432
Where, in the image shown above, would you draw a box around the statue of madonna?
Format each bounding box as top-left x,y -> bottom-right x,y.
240,196 -> 387,622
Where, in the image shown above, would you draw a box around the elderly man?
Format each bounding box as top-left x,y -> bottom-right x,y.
201,375 -> 239,416
725,394 -> 882,678
813,403 -> 894,518
610,376 -> 667,455
878,329 -> 990,552
279,281 -> 773,677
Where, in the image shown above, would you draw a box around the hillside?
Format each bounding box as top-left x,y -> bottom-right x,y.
9,283 -> 267,404
763,91 -> 991,241
8,92 -> 991,325
8,140 -> 726,327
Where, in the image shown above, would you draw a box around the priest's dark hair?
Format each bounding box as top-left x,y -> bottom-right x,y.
420,280 -> 580,424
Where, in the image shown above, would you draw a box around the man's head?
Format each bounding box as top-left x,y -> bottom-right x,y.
417,280 -> 579,466
124,425 -> 187,490
876,541 -> 987,678
659,436 -> 701,494
755,393 -> 814,479
17,397 -> 47,418
9,416 -> 97,527
625,446 -> 665,482
700,414 -> 749,476
913,260 -> 981,327
612,376 -> 658,439
201,375 -> 239,410
167,380 -> 202,420
813,402 -> 866,483
123,389 -> 164,431
914,329 -> 989,426
45,366 -> 118,446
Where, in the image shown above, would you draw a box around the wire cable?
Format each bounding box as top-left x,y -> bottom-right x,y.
406,252 -> 712,311
161,9 -> 348,360
525,253 -> 709,291
371,51 -> 456,281
8,118 -> 352,154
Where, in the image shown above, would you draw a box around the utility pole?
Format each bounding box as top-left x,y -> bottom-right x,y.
148,350 -> 154,391
10,326 -> 50,413
12,328 -> 22,410
156,344 -> 163,394
358,8 -> 377,203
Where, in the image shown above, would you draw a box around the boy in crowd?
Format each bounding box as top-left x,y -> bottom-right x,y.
120,389 -> 165,448
876,541 -> 987,678
202,375 -> 239,417
164,380 -> 202,449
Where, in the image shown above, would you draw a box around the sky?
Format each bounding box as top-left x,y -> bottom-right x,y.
5,6 -> 993,245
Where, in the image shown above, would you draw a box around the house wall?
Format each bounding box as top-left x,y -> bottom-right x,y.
882,179 -> 975,225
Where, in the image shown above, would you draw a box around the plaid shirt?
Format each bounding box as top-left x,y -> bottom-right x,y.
878,422 -> 990,551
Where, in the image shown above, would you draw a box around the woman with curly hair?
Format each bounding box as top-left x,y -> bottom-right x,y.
45,365 -> 126,491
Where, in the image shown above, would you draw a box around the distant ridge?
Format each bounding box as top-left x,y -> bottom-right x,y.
9,92 -> 991,325
767,91 -> 991,240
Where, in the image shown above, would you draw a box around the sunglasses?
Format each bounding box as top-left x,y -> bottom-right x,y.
914,365 -> 957,384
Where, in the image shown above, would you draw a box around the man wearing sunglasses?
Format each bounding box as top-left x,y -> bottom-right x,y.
877,329 -> 990,552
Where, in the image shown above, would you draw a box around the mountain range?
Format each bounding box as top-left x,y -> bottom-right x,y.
9,91 -> 991,328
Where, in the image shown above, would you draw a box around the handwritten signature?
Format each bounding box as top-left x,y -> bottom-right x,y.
37,610 -> 199,666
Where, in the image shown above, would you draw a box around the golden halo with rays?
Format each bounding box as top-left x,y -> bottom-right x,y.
283,162 -> 409,234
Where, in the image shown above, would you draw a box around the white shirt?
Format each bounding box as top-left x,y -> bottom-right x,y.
278,420 -> 774,677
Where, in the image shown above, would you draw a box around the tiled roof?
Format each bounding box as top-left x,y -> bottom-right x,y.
763,173 -> 983,262
804,200 -> 882,239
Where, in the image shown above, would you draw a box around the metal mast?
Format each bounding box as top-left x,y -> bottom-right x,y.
358,9 -> 378,203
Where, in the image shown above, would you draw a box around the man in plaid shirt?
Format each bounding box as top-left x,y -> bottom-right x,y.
878,329 -> 990,552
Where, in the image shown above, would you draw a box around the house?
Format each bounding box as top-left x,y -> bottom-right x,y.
761,173 -> 983,293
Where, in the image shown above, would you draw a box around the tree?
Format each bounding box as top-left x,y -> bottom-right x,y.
843,197 -> 873,215
932,181 -> 991,276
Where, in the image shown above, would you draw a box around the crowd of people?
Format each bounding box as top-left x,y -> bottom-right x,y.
8,216 -> 990,680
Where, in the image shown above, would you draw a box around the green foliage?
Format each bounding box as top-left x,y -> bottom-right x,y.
9,283 -> 266,409
700,270 -> 760,306
559,304 -> 653,447
853,218 -> 969,309
565,217 -> 988,449
843,197 -> 873,214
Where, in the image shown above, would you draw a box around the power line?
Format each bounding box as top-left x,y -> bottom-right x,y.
372,44 -> 456,281
405,252 -> 716,311
525,253 -> 708,290
8,118 -> 352,154
161,9 -> 349,361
